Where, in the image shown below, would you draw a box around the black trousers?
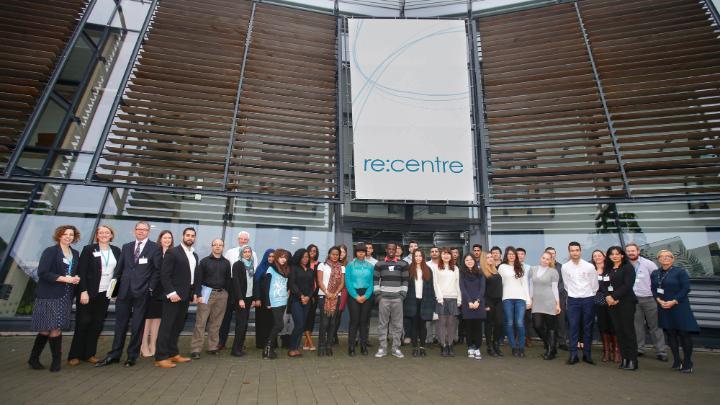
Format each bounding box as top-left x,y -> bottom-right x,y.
465,318 -> 484,349
155,299 -> 190,361
218,301 -> 235,347
532,313 -> 558,346
255,306 -> 273,348
348,297 -> 372,347
609,299 -> 637,361
231,299 -> 252,353
557,290 -> 568,343
318,296 -> 339,349
304,296 -> 318,333
409,301 -> 427,347
485,297 -> 503,349
108,293 -> 148,360
69,294 -> 109,360
267,306 -> 286,347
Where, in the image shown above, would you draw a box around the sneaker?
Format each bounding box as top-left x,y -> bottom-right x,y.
375,348 -> 387,358
467,348 -> 475,358
474,349 -> 482,360
391,349 -> 404,358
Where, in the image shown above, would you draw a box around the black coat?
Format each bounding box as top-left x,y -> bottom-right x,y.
160,245 -> 199,302
231,260 -> 251,303
608,262 -> 637,303
35,244 -> 79,299
114,240 -> 162,300
403,271 -> 436,321
77,243 -> 122,298
460,270 -> 486,319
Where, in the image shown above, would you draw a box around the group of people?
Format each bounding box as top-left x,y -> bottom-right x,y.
27,222 -> 700,375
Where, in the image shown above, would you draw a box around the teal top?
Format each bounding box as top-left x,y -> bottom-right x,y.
345,258 -> 374,300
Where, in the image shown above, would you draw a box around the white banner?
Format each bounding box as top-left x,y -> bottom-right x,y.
348,19 -> 475,201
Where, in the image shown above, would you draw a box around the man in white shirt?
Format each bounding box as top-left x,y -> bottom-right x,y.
561,242 -> 599,365
365,243 -> 378,266
218,231 -> 258,350
626,243 -> 668,361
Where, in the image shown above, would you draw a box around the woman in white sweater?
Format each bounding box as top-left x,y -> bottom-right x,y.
433,248 -> 462,357
498,246 -> 531,358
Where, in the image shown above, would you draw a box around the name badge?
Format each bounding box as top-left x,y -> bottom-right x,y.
62,258 -> 70,264
603,276 -> 610,282
139,257 -> 148,265
388,266 -> 395,272
657,288 -> 665,294
93,251 -> 102,258
636,273 -> 644,278
597,275 -> 603,281
608,286 -> 614,292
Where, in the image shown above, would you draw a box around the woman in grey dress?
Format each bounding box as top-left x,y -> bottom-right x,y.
529,251 -> 561,360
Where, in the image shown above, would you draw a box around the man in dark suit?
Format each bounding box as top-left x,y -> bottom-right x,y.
154,227 -> 198,368
97,221 -> 162,367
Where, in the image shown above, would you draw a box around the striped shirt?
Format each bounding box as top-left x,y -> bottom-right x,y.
373,258 -> 409,299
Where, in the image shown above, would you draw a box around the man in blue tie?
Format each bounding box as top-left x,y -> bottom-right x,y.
97,221 -> 162,367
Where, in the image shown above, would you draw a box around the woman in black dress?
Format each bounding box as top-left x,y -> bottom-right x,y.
303,244 -> 320,351
481,251 -> 503,357
67,225 -> 121,366
28,225 -> 81,372
141,230 -> 173,357
605,246 -> 638,371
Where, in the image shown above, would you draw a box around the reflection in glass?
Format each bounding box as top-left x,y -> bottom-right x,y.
489,204 -> 622,264
618,202 -> 720,278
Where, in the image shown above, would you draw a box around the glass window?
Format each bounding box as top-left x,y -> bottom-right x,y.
489,204 -> 623,265
617,201 -> 720,278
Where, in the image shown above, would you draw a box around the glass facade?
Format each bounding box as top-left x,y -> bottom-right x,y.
0,0 -> 718,330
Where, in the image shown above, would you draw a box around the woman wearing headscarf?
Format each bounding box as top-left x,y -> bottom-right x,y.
230,245 -> 255,356
253,249 -> 275,349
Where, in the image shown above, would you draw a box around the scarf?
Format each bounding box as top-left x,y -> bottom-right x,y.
323,259 -> 343,316
241,245 -> 255,276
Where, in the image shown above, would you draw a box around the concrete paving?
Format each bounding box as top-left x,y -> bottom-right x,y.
0,335 -> 718,404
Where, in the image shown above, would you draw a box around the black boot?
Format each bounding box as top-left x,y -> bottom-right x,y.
624,359 -> 638,371
447,345 -> 455,357
545,331 -> 557,360
348,346 -> 356,357
494,341 -> 503,357
268,344 -> 278,360
360,341 -> 368,356
619,358 -> 628,369
48,336 -> 62,372
28,334 -> 48,370
262,344 -> 271,359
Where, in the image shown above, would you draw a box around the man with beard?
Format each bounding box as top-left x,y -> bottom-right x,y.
154,228 -> 199,368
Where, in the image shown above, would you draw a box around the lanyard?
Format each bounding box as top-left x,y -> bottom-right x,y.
66,256 -> 73,275
100,248 -> 111,269
657,268 -> 671,288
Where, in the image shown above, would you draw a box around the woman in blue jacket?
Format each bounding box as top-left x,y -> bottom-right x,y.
652,250 -> 700,373
261,249 -> 290,359
28,225 -> 81,372
345,243 -> 374,356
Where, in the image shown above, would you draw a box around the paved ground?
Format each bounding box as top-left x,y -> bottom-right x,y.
0,335 -> 718,405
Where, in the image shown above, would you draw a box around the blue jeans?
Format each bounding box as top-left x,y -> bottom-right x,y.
502,299 -> 526,349
289,300 -> 309,351
567,296 -> 595,356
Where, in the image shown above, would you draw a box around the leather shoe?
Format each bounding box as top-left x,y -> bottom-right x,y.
86,356 -> 99,364
124,358 -> 137,367
155,359 -> 176,368
566,355 -> 579,365
191,352 -> 201,360
231,350 -> 246,357
170,355 -> 191,363
95,357 -> 119,367
67,358 -> 81,366
582,354 -> 596,365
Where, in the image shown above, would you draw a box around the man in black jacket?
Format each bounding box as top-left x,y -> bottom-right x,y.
154,227 -> 198,368
97,221 -> 162,367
